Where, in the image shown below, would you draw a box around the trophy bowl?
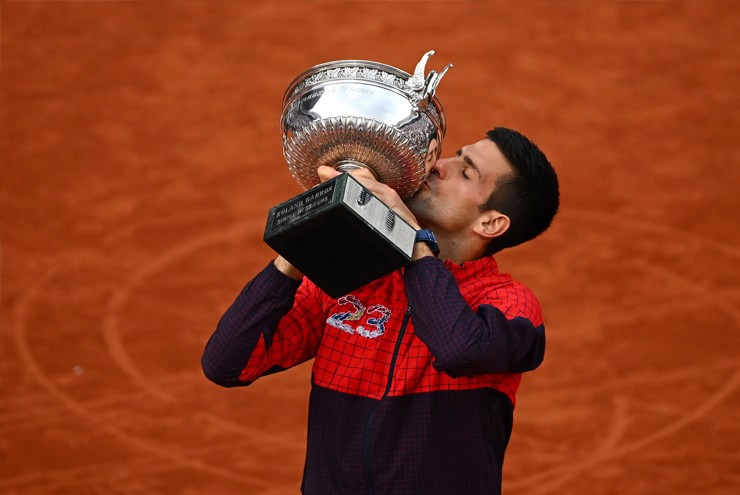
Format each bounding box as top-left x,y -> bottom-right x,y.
280,50 -> 452,199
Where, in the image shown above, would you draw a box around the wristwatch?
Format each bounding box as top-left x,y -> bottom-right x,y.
414,229 -> 440,257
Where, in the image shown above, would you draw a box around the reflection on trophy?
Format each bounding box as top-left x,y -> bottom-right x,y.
264,51 -> 452,298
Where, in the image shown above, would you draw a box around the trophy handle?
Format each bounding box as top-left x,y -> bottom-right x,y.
406,50 -> 436,91
424,64 -> 453,100
405,51 -> 454,107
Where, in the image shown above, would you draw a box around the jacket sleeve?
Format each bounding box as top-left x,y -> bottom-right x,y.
201,261 -> 326,387
404,257 -> 546,377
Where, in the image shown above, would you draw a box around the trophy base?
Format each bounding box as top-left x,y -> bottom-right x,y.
264,174 -> 416,298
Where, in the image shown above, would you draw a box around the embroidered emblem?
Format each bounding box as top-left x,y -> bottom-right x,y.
326,295 -> 365,334
327,296 -> 392,339
356,305 -> 392,339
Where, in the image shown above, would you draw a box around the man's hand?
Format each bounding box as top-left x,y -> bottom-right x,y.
317,166 -> 421,230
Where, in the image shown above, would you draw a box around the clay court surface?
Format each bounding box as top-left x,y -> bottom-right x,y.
2,1 -> 739,493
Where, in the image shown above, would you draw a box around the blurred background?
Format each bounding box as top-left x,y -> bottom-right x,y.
2,1 -> 738,494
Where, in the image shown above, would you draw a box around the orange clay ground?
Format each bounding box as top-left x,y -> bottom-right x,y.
2,1 -> 739,494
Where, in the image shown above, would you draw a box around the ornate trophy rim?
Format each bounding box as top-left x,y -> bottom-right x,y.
281,58 -> 448,137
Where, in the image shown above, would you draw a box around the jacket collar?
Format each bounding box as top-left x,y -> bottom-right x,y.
444,255 -> 499,279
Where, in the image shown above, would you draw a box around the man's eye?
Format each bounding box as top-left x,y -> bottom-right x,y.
462,169 -> 469,179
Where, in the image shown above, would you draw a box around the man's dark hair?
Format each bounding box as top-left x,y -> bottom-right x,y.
481,127 -> 560,254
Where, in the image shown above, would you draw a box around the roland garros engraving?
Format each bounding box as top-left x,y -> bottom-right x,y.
272,182 -> 335,228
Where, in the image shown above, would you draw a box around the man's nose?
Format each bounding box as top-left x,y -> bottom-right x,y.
431,157 -> 455,179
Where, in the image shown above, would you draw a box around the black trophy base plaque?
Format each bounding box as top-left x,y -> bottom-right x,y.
264,173 -> 416,298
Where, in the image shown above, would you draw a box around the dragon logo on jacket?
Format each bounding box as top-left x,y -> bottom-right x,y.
326,295 -> 393,339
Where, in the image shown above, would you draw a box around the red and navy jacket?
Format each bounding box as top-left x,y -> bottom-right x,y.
202,255 -> 546,495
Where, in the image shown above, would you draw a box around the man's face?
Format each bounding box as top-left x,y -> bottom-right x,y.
406,138 -> 513,235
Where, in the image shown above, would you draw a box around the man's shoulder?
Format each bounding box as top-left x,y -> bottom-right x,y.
474,275 -> 543,326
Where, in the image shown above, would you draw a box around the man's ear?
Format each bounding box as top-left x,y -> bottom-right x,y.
473,210 -> 510,239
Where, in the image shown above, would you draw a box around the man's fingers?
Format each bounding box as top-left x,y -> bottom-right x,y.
348,167 -> 377,181
317,165 -> 340,183
317,166 -> 379,184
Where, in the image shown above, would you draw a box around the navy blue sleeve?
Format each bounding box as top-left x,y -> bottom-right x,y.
201,261 -> 302,387
404,257 -> 546,377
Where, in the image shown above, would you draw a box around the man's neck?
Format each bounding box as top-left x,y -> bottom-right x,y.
435,232 -> 484,265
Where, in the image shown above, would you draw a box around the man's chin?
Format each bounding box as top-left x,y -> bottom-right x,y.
406,195 -> 433,221
410,183 -> 430,200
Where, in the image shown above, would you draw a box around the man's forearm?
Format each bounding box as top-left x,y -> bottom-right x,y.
201,262 -> 302,386
404,257 -> 545,376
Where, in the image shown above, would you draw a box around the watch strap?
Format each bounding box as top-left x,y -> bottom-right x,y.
414,229 -> 440,256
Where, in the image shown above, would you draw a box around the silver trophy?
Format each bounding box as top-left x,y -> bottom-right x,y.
264,51 -> 452,297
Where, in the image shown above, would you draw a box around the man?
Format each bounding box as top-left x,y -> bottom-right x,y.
202,127 -> 560,495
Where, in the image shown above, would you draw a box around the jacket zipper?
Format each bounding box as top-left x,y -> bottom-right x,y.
363,306 -> 412,495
